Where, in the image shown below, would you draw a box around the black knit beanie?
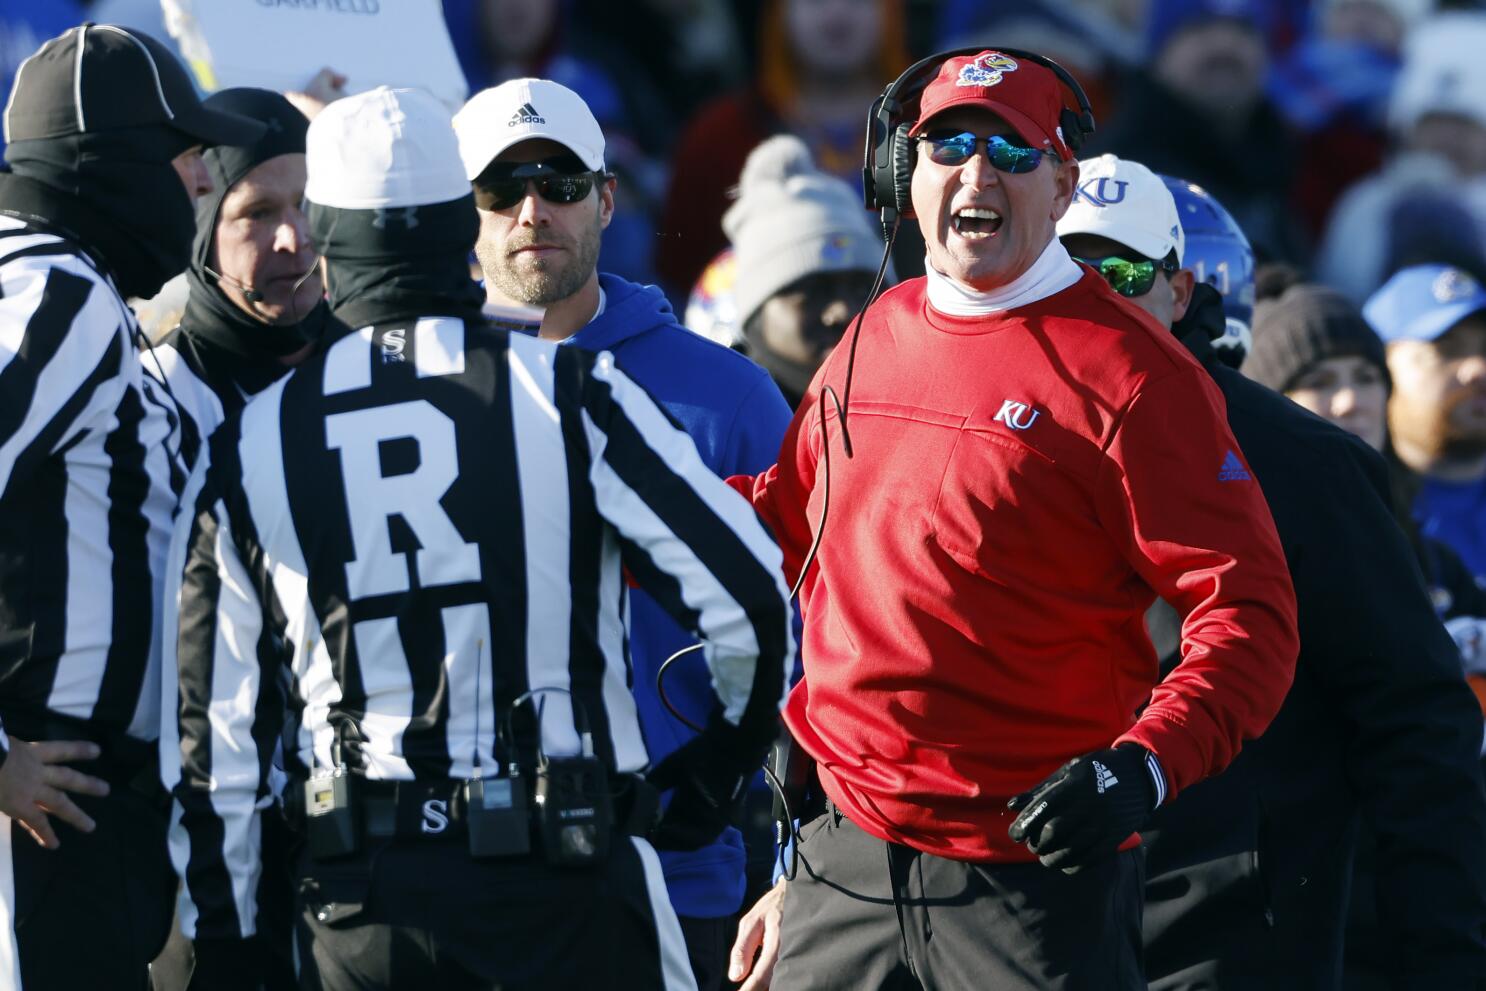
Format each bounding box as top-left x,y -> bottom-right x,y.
1242,283 -> 1390,394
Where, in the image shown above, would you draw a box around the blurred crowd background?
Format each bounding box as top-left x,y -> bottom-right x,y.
4,0 -> 1486,316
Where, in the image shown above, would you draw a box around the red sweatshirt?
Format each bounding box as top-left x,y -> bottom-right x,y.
740,273 -> 1298,863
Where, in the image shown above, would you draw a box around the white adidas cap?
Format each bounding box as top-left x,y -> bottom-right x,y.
1056,153 -> 1185,265
305,86 -> 470,210
453,78 -> 606,180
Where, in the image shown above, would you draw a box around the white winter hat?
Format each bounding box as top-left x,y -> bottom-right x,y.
305,86 -> 470,210
722,136 -> 884,329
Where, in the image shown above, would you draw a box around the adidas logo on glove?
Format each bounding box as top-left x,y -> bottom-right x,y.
1092,760 -> 1119,794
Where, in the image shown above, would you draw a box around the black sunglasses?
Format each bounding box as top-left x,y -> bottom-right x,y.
915,130 -> 1048,174
1074,254 -> 1178,298
472,158 -> 607,212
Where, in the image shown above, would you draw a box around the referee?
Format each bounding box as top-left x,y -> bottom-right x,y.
0,24 -> 262,989
163,87 -> 793,991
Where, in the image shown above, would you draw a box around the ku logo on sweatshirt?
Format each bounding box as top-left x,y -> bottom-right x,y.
994,399 -> 1041,431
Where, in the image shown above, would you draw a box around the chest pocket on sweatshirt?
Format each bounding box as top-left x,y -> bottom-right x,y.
929,420 -> 1097,580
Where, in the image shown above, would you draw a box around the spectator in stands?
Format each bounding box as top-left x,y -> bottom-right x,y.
721,135 -> 885,409
1269,0 -> 1430,240
1363,263 -> 1486,581
1316,9 -> 1486,302
1244,272 -> 1486,989
1095,0 -> 1310,265
657,0 -> 908,299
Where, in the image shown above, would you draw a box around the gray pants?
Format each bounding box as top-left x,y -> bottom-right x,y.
774,805 -> 1147,991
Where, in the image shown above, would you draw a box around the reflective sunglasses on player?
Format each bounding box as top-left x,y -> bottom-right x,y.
915,130 -> 1048,173
472,158 -> 607,211
1074,254 -> 1179,298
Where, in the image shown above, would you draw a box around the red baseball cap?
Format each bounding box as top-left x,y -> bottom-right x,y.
908,51 -> 1074,161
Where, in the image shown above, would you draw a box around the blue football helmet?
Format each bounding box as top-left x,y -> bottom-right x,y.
1160,175 -> 1256,364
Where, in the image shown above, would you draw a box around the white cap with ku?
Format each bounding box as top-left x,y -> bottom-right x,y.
1056,153 -> 1185,265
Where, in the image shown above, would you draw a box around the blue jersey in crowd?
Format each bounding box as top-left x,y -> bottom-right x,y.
565,274 -> 792,919
1417,475 -> 1486,582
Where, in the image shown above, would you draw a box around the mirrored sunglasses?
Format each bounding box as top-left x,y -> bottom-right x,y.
472,159 -> 604,212
1074,255 -> 1177,298
915,130 -> 1047,174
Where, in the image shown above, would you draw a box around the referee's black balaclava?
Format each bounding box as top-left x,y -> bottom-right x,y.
181,88 -> 337,364
1,25 -> 263,299
304,87 -> 484,329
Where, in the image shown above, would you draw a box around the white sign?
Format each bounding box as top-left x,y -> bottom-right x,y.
162,0 -> 468,111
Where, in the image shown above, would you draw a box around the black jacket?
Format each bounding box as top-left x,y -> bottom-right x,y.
1142,293 -> 1486,990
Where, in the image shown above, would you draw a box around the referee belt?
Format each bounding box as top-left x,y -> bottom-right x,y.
326,773 -> 659,841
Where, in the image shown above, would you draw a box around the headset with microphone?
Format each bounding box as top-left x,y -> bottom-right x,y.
659,49 -> 1099,819
202,263 -> 266,304
862,47 -> 1097,234
831,47 -> 1098,437
203,256 -> 323,316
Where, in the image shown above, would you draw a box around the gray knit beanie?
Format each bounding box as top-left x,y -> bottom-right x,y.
1242,283 -> 1390,394
722,135 -> 884,329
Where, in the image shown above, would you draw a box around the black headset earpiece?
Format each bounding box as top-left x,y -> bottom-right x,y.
889,122 -> 915,217
863,46 -> 1096,231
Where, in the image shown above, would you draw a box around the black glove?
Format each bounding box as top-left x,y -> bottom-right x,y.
645,715 -> 773,851
1006,744 -> 1157,874
189,936 -> 265,991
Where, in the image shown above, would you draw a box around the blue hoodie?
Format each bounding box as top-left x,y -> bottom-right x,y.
567,274 -> 792,918
1416,475 -> 1486,583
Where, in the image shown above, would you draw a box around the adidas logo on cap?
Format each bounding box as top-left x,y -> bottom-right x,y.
508,102 -> 545,127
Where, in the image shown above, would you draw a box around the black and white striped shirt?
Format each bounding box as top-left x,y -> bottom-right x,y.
143,341 -> 223,475
0,214 -> 186,748
164,316 -> 793,941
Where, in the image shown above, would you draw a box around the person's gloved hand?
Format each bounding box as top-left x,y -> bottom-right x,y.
1007,743 -> 1157,874
646,715 -> 773,851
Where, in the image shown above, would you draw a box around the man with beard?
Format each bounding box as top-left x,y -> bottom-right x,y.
1366,264 -> 1486,578
453,78 -> 793,991
166,85 -> 792,991
0,23 -> 263,988
148,86 -> 337,991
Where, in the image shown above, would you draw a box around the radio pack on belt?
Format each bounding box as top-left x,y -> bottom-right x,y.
534,751 -> 612,867
300,688 -> 639,866
509,688 -> 613,868
305,766 -> 360,860
465,771 -> 530,858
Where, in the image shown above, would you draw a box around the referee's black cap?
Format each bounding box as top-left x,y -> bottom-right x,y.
2,23 -> 265,149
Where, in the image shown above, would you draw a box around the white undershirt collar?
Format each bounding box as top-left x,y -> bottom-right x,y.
924,238 -> 1082,316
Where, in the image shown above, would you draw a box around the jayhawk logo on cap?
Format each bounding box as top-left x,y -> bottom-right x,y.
1433,268 -> 1480,303
958,52 -> 1019,88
